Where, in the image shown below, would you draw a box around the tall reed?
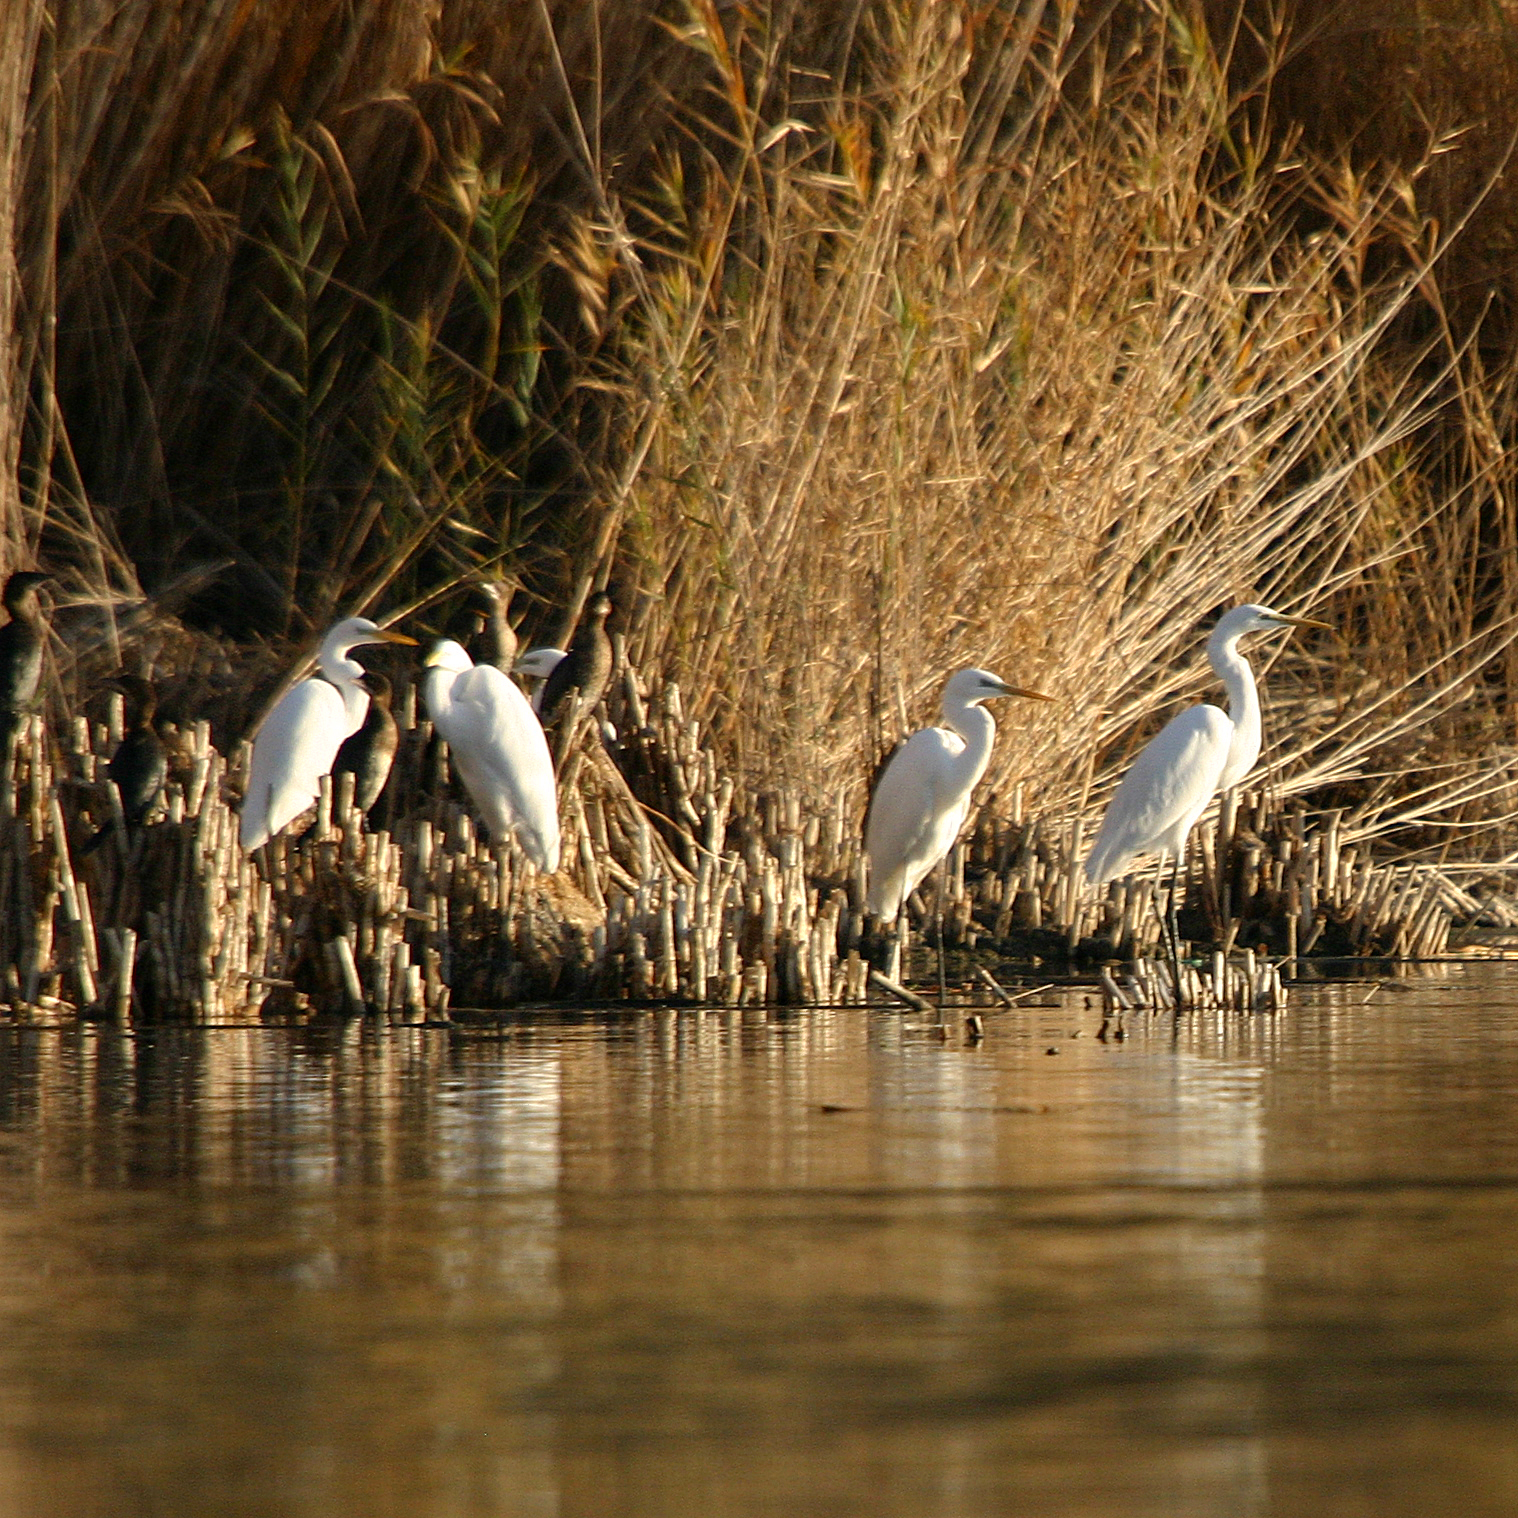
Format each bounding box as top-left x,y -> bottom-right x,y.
604,1 -> 1518,855
9,0 -> 1518,865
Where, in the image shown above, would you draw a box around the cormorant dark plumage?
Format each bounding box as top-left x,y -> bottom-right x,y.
331,670 -> 399,814
109,675 -> 167,826
473,580 -> 519,674
81,674 -> 167,854
0,572 -> 49,747
538,591 -> 614,730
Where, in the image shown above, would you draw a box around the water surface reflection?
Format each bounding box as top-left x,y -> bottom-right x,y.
0,972 -> 1515,1515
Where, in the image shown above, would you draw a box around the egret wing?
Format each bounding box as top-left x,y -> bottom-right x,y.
1084,705 -> 1232,885
865,728 -> 964,915
444,663 -> 561,871
241,677 -> 357,849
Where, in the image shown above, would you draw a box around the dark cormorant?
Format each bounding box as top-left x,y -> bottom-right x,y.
331,670 -> 399,814
82,674 -> 167,853
538,591 -> 613,731
0,572 -> 49,747
472,580 -> 519,674
110,675 -> 168,826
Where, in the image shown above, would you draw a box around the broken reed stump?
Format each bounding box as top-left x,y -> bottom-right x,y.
1098,949 -> 1287,1017
0,673 -> 1507,1022
0,681 -> 875,1021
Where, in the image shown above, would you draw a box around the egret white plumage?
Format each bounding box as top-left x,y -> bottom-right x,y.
865,668 -> 1053,922
1084,603 -> 1326,889
422,639 -> 561,871
240,616 -> 416,851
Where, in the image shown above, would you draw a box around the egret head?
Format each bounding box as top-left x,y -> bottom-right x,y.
423,639 -> 475,676
1214,603 -> 1330,643
943,667 -> 1054,711
325,616 -> 417,653
472,577 -> 516,609
2,571 -> 48,612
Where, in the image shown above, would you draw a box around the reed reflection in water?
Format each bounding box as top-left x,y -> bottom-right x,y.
0,972 -> 1515,1515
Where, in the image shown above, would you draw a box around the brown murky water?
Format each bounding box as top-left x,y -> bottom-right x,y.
0,969 -> 1516,1516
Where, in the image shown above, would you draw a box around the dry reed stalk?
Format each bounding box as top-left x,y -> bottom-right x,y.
10,4 -> 1518,1020
0,0 -> 1505,859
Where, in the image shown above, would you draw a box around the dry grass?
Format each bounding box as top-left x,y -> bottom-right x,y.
608,0 -> 1518,851
7,0 -> 1518,860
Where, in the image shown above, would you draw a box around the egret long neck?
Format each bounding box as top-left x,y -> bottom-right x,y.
1208,629 -> 1262,792
422,666 -> 456,726
319,634 -> 362,685
942,700 -> 997,798
319,634 -> 373,734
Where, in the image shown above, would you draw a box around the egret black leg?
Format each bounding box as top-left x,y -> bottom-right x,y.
935,858 -> 948,1015
1148,853 -> 1186,1011
1166,853 -> 1186,1010
888,900 -> 905,984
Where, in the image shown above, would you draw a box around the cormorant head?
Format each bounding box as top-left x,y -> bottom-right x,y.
2,572 -> 48,614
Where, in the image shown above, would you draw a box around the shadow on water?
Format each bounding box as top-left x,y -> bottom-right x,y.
0,967 -> 1516,1515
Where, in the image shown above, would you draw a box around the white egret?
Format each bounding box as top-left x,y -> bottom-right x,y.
240,616 -> 416,851
865,668 -> 1053,928
1084,602 -> 1326,892
422,639 -> 561,872
514,647 -> 567,713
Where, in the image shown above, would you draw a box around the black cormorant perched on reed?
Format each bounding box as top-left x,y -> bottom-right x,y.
538,591 -> 613,731
332,670 -> 399,814
82,674 -> 167,853
472,580 -> 519,674
0,571 -> 49,748
110,675 -> 167,826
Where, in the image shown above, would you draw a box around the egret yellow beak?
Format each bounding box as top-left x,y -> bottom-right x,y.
1281,616 -> 1331,631
378,630 -> 418,646
989,681 -> 1055,702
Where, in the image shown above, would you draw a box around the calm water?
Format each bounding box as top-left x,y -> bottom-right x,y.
0,970 -> 1516,1516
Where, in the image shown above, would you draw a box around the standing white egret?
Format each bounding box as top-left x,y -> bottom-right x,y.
240,616 -> 416,851
866,669 -> 1053,937
422,639 -> 561,872
1084,603 -> 1327,892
